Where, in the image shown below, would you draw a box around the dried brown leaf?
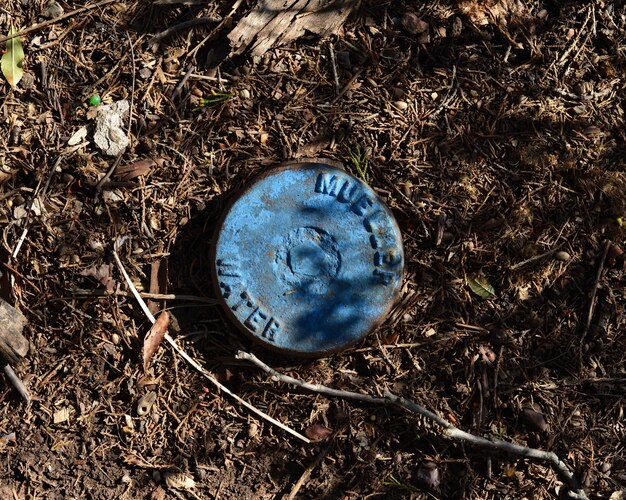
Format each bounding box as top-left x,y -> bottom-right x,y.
296,133 -> 332,158
521,405 -> 548,432
143,311 -> 169,371
114,159 -> 155,181
304,423 -> 333,442
228,0 -> 356,57
401,12 -> 429,34
80,263 -> 115,293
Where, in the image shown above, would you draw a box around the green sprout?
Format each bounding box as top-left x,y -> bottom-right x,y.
348,146 -> 370,183
194,89 -> 233,110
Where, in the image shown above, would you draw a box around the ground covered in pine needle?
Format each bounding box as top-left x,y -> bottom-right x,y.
0,1 -> 624,498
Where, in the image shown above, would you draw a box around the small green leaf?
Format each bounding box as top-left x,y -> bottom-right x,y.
347,146 -> 370,183
1,27 -> 25,88
468,276 -> 496,298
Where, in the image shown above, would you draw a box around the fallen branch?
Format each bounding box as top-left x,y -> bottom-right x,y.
112,238 -> 310,444
236,351 -> 588,499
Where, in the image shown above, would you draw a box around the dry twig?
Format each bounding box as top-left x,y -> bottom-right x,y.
0,0 -> 118,44
148,17 -> 222,46
509,243 -> 566,271
579,240 -> 611,364
111,238 -> 310,444
3,365 -> 30,404
236,351 -> 588,499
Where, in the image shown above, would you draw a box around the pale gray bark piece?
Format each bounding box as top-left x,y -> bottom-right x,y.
93,100 -> 130,157
228,0 -> 357,57
0,298 -> 29,365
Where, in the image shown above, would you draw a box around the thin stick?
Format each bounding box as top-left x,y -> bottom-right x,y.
186,0 -> 244,60
328,42 -> 340,95
509,243 -> 565,271
0,0 -> 117,44
3,365 -> 30,403
69,289 -> 217,304
148,17 -> 222,46
579,240 -> 611,359
12,156 -> 61,259
94,154 -> 124,193
287,443 -> 332,500
237,351 -> 587,499
111,238 -> 310,444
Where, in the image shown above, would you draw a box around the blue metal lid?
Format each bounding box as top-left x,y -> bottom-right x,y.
211,161 -> 404,356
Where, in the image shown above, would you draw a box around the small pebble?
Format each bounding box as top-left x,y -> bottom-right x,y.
555,251 -> 571,262
393,100 -> 408,110
88,94 -> 101,107
248,422 -> 259,438
42,0 -> 64,18
139,68 -> 152,79
240,88 -> 251,99
111,333 -> 120,345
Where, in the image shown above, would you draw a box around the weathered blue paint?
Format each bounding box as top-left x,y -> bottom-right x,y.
212,161 -> 404,356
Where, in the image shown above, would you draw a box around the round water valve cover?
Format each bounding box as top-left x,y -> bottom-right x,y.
211,161 -> 404,356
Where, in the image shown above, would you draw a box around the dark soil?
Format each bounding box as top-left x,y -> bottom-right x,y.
0,0 -> 624,499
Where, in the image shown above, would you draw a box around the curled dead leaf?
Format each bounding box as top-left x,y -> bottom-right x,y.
143,311 -> 169,371
137,391 -> 157,416
80,263 -> 115,293
164,471 -> 196,490
416,462 -> 440,489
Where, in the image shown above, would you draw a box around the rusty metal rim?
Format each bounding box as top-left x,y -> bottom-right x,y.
209,159 -> 405,358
